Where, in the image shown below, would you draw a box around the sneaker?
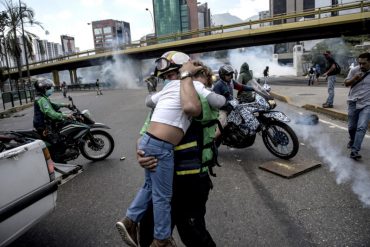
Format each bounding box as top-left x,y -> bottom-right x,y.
347,141 -> 353,149
150,237 -> 177,247
322,103 -> 333,108
116,217 -> 138,247
350,151 -> 362,161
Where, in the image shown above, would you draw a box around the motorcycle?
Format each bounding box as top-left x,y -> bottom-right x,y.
0,96 -> 115,163
220,79 -> 299,160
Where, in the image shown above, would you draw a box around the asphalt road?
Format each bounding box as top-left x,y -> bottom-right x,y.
2,88 -> 370,247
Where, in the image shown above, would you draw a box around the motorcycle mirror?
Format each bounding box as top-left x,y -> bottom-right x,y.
68,96 -> 73,101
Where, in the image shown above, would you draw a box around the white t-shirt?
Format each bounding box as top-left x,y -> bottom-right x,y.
148,80 -> 211,133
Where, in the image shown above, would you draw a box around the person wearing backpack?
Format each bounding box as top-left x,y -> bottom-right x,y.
322,51 -> 340,108
343,52 -> 370,161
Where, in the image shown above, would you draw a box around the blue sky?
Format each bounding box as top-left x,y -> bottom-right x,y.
21,0 -> 268,51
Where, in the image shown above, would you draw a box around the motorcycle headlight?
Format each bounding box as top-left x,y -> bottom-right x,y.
268,100 -> 276,109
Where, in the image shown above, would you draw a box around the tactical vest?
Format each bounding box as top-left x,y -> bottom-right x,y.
174,95 -> 221,176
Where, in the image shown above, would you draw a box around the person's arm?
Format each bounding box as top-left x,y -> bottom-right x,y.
145,92 -> 160,108
323,63 -> 336,76
193,81 -> 226,109
38,98 -> 69,121
344,68 -> 363,87
233,80 -> 253,91
179,61 -> 202,117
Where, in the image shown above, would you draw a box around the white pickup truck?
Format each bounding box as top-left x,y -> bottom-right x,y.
0,140 -> 80,246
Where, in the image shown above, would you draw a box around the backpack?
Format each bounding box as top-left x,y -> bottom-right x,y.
333,63 -> 341,75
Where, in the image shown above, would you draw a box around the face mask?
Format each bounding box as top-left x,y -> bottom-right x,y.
45,87 -> 54,97
164,79 -> 170,86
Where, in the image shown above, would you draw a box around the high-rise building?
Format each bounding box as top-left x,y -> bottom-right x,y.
61,35 -> 76,55
198,2 -> 211,35
152,0 -> 200,40
91,19 -> 131,50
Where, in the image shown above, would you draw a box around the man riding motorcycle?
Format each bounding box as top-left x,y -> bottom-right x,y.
213,65 -> 255,139
33,78 -> 73,155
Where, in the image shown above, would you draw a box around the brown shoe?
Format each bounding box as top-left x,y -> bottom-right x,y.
116,217 -> 138,247
150,237 -> 177,247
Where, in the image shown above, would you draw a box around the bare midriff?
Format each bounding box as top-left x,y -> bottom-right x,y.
147,122 -> 184,145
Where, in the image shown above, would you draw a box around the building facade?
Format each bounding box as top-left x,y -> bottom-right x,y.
91,19 -> 131,50
152,0 -> 202,39
61,35 -> 76,55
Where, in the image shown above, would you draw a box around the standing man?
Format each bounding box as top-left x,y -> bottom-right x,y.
263,66 -> 269,83
322,51 -> 338,108
344,52 -> 370,161
61,81 -> 67,98
96,78 -> 103,95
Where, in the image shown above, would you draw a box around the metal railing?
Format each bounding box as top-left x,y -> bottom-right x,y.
3,0 -> 370,73
1,89 -> 35,110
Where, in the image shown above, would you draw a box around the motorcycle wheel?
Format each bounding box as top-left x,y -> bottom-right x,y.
80,129 -> 115,161
262,121 -> 299,160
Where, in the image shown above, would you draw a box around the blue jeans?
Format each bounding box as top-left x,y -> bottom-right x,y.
326,75 -> 336,105
348,102 -> 370,153
126,133 -> 174,240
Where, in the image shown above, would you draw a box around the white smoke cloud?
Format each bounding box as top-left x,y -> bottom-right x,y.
290,115 -> 370,207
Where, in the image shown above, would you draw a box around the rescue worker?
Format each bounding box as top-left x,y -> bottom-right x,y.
33,78 -> 72,156
136,60 -> 224,247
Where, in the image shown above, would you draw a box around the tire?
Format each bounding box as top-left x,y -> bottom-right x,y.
80,129 -> 115,161
262,121 -> 299,159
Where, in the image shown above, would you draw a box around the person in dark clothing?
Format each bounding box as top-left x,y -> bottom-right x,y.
95,79 -> 103,95
33,78 -> 72,159
308,67 -> 316,86
213,64 -> 254,129
61,81 -> 67,97
322,51 -> 338,108
237,62 -> 254,102
263,66 -> 269,78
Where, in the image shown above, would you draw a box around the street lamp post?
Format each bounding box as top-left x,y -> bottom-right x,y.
145,8 -> 155,35
19,0 -> 31,89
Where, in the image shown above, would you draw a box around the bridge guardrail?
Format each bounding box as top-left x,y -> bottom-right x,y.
3,0 -> 370,74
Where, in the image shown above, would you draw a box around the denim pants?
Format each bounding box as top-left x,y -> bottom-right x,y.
326,75 -> 336,105
348,102 -> 370,153
126,133 -> 174,240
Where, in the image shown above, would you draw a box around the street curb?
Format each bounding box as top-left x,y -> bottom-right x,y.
0,103 -> 33,119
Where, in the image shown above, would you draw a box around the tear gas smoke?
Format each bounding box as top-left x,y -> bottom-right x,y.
288,111 -> 370,207
200,46 -> 296,78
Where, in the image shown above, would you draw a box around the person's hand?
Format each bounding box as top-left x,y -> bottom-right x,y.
179,61 -> 203,76
137,150 -> 157,171
353,73 -> 363,82
65,113 -> 74,120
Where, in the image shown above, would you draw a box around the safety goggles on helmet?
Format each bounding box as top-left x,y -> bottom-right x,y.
155,51 -> 190,72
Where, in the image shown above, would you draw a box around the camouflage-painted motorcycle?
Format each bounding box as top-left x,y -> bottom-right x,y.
221,79 -> 299,160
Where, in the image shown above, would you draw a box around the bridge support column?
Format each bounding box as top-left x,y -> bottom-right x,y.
135,60 -> 144,86
69,69 -> 78,84
52,70 -> 60,86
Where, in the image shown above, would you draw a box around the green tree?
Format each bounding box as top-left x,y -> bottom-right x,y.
1,0 -> 43,88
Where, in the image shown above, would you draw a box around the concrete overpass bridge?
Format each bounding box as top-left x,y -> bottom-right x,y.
4,0 -> 370,85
